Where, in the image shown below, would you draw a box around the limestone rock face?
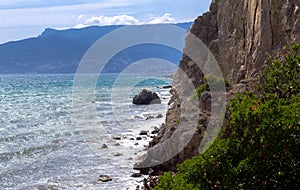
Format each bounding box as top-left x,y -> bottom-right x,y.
135,0 -> 300,174
192,0 -> 300,84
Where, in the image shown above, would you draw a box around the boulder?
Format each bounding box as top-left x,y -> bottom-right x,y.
133,89 -> 161,105
151,127 -> 159,134
162,85 -> 172,89
156,114 -> 163,118
98,175 -> 112,182
139,130 -> 148,135
112,136 -> 121,140
131,173 -> 142,178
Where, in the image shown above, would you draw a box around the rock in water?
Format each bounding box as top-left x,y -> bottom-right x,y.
139,130 -> 148,136
133,89 -> 161,105
98,175 -> 112,182
131,173 -> 142,178
156,114 -> 163,118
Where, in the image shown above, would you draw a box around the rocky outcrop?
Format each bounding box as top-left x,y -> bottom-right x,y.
134,0 -> 300,174
133,89 -> 161,105
194,0 -> 300,84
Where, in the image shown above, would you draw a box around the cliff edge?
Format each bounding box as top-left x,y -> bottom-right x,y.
135,0 -> 300,174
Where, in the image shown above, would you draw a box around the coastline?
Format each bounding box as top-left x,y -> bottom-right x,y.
93,87 -> 171,190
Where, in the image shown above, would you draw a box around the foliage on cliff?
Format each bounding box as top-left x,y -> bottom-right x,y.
155,44 -> 300,190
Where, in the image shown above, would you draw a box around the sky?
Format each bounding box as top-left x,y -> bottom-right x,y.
0,0 -> 211,44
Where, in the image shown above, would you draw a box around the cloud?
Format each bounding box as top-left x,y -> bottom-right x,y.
77,14 -> 84,21
148,13 -> 175,24
75,13 -> 177,28
75,14 -> 139,28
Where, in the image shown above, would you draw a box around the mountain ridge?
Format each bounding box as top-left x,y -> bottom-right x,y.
0,22 -> 192,74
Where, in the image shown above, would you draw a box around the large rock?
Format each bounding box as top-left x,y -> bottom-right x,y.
133,89 -> 161,105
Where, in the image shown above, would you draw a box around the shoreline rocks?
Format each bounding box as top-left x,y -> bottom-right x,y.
133,89 -> 161,105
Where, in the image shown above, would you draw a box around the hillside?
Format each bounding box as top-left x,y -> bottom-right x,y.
0,23 -> 192,74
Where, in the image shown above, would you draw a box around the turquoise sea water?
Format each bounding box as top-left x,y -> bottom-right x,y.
0,74 -> 172,190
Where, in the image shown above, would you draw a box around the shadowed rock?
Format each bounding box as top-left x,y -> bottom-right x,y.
133,89 -> 161,105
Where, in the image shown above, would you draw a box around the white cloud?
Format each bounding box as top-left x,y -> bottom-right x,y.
77,15 -> 139,27
148,13 -> 175,24
77,14 -> 84,21
75,13 -> 177,28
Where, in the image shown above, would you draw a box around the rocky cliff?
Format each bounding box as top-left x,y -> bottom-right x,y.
135,0 -> 300,174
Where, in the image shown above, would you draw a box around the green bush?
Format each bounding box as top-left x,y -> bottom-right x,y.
258,43 -> 300,99
155,43 -> 300,189
194,74 -> 230,99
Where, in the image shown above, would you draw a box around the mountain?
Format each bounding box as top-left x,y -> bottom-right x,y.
0,22 -> 192,74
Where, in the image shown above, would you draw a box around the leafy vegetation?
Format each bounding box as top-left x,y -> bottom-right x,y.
194,74 -> 230,99
155,43 -> 300,189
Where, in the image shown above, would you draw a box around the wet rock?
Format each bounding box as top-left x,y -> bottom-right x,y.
98,175 -> 112,182
98,144 -> 108,149
136,137 -> 142,140
112,136 -> 121,140
112,152 -> 122,157
133,89 -> 161,105
146,116 -> 155,120
139,130 -> 148,136
156,114 -> 163,118
162,85 -> 172,89
131,173 -> 142,178
134,142 -> 139,146
151,127 -> 159,134
143,178 -> 151,190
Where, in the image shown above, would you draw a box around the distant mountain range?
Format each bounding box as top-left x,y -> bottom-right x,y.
0,22 -> 192,74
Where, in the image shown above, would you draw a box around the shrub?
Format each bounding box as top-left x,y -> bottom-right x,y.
155,43 -> 300,190
258,43 -> 300,99
194,74 -> 230,99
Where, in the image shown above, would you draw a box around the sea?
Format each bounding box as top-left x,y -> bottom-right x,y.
0,74 -> 172,190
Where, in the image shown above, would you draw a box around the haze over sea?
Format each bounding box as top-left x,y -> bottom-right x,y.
0,73 -> 172,189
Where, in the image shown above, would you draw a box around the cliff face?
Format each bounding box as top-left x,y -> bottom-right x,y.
193,0 -> 300,84
135,0 -> 300,173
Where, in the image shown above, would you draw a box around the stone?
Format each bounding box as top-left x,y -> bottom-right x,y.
98,175 -> 112,182
112,152 -> 122,157
162,85 -> 172,89
130,173 -> 142,178
136,137 -> 142,140
139,130 -> 148,136
151,127 -> 159,134
112,136 -> 121,140
112,143 -> 120,146
156,114 -> 163,118
98,144 -> 108,149
146,116 -> 154,120
132,89 -> 161,105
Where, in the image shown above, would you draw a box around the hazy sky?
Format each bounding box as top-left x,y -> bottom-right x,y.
0,0 -> 211,44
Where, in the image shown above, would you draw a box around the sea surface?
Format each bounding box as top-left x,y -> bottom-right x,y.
0,74 -> 172,190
